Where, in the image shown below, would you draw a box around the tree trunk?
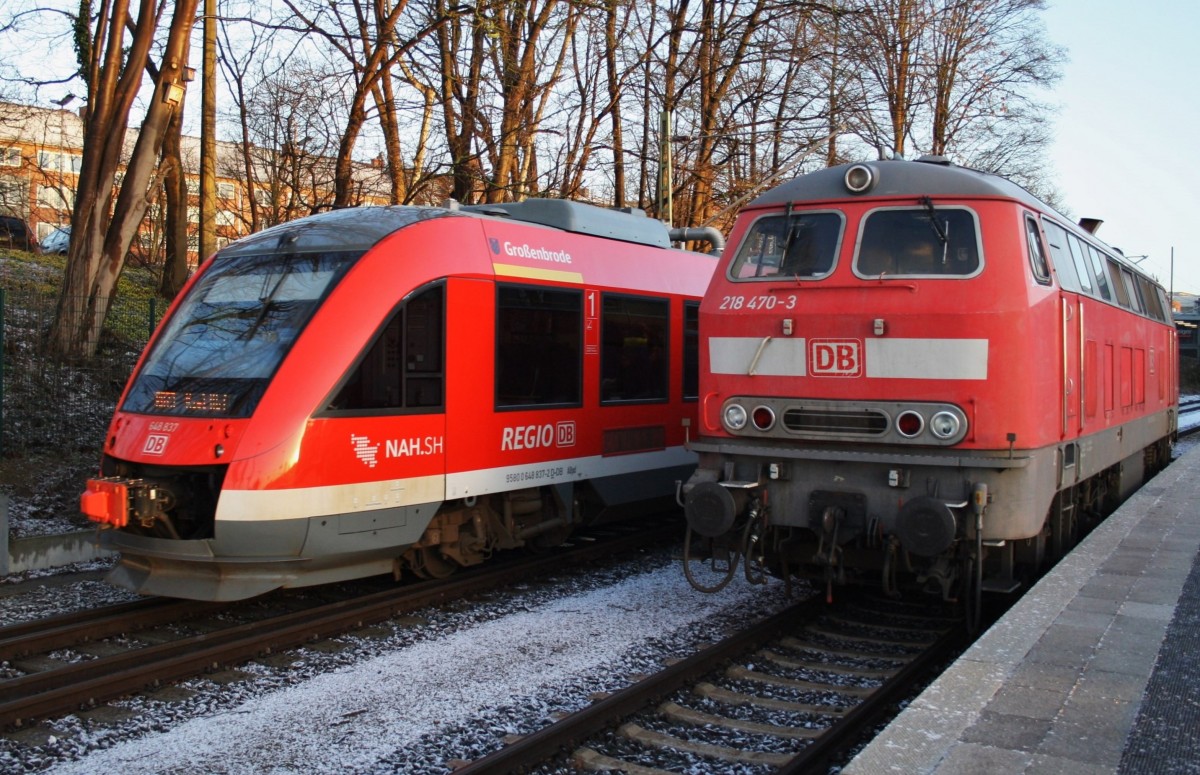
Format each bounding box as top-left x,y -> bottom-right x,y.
159,107 -> 190,298
49,0 -> 200,359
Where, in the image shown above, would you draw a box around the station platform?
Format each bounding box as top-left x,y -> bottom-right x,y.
845,443 -> 1200,774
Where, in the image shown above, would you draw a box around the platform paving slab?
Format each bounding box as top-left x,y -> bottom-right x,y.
845,444 -> 1200,774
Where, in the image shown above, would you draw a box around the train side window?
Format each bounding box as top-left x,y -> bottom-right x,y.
1064,234 -> 1093,294
854,206 -> 981,277
496,285 -> 582,408
1024,215 -> 1052,285
683,301 -> 699,401
1108,258 -> 1132,309
1117,265 -> 1142,313
601,293 -> 669,404
1138,277 -> 1166,321
728,211 -> 843,280
1086,244 -> 1112,301
1041,220 -> 1080,291
329,283 -> 444,412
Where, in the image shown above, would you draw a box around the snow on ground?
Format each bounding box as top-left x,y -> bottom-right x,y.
44,563 -> 793,775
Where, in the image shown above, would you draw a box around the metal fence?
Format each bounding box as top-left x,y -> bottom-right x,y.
1,289 -> 162,455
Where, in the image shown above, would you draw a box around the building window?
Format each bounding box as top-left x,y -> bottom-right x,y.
37,151 -> 83,175
0,147 -> 20,167
0,175 -> 26,211
37,184 -> 74,211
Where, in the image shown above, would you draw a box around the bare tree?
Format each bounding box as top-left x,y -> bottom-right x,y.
923,0 -> 1062,158
240,66 -> 344,225
217,0 -> 298,233
49,0 -> 201,359
158,104 -> 190,297
843,0 -> 926,158
280,0 -> 433,207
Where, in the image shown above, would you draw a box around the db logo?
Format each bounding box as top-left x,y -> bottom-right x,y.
809,339 -> 862,377
142,433 -> 170,455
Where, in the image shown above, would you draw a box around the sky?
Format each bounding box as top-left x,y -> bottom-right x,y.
1040,0 -> 1200,294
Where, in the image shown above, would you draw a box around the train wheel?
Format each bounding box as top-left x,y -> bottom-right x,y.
683,526 -> 739,593
409,548 -> 458,579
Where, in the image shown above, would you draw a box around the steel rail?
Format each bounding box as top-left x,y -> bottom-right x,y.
0,597 -> 218,661
451,596 -> 826,774
773,624 -> 966,774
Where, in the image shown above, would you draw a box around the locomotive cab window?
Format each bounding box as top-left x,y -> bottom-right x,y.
601,294 -> 669,404
496,285 -> 582,408
328,282 -> 445,412
1024,215 -> 1052,285
854,206 -> 981,277
728,211 -> 842,280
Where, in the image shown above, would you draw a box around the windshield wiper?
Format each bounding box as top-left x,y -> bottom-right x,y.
919,196 -> 950,265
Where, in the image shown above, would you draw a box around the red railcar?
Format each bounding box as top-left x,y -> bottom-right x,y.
682,157 -> 1176,610
82,200 -> 719,600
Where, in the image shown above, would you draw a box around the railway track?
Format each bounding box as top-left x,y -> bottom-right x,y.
0,519 -> 678,731
1178,396 -> 1200,435
453,592 -> 966,774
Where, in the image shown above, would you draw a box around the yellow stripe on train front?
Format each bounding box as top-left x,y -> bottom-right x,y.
492,262 -> 584,284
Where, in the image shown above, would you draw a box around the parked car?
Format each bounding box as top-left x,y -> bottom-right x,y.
0,215 -> 35,252
40,226 -> 70,255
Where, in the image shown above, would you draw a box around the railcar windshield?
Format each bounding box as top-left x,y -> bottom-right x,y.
122,249 -> 362,418
728,211 -> 843,280
855,206 -> 981,277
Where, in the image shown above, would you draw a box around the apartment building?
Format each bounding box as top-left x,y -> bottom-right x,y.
0,100 -> 393,264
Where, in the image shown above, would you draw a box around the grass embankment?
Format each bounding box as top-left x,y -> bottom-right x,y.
1,248 -> 163,537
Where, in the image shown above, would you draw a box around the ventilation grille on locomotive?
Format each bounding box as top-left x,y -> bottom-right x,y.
782,408 -> 889,435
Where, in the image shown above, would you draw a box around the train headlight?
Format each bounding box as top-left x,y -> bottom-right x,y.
929,411 -> 962,440
724,403 -> 748,431
845,164 -> 875,194
896,410 -> 924,438
752,405 -> 776,431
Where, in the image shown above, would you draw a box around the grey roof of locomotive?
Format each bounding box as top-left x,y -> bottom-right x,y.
749,156 -> 1048,213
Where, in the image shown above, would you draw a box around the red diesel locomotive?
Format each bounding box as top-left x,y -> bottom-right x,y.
682,156 -> 1176,613
82,200 -> 720,600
